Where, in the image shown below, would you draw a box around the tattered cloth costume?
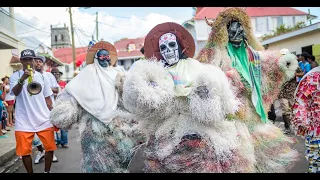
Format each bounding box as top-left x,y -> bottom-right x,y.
197,7 -> 299,172
292,66 -> 320,173
125,22 -> 257,173
50,41 -> 144,173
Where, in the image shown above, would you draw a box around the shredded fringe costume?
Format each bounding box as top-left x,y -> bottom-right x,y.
124,22 -> 261,173
196,8 -> 299,172
124,59 -> 257,173
50,41 -> 145,173
292,68 -> 320,173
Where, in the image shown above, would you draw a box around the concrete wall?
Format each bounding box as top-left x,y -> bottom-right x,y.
266,30 -> 320,55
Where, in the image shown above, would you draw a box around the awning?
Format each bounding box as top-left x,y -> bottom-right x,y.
9,55 -> 21,66
38,53 -> 64,66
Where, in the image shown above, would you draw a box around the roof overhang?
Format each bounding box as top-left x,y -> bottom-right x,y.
261,22 -> 320,45
38,53 -> 64,66
0,28 -> 19,49
9,55 -> 21,66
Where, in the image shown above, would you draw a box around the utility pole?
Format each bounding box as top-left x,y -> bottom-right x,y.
69,7 -> 77,71
308,9 -> 312,25
96,12 -> 98,40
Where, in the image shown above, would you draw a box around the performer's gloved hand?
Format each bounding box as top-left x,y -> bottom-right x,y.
196,86 -> 209,99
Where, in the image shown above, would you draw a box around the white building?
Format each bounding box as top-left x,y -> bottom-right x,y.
183,7 -> 317,56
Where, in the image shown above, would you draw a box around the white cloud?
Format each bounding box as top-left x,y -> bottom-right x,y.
13,7 -> 182,48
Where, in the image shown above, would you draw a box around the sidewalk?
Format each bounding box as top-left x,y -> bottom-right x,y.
0,128 -> 17,171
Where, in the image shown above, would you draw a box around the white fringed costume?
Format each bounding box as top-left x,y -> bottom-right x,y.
123,22 -> 261,173
50,41 -> 145,173
196,8 -> 299,172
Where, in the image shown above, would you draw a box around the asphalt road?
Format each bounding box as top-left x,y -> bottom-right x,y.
15,123 -> 308,173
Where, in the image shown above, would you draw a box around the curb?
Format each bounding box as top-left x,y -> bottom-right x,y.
0,147 -> 37,173
0,148 -> 16,167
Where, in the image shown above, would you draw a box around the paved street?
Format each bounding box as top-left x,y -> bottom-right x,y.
15,127 -> 81,173
14,123 -> 308,173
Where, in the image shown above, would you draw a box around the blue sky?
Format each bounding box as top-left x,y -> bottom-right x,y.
13,7 -> 320,48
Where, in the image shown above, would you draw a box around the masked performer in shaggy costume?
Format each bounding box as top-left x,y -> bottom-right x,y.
50,41 -> 144,173
196,7 -> 299,172
123,22 -> 260,173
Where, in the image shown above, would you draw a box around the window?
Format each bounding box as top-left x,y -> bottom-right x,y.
267,17 -> 273,31
55,35 -> 58,42
293,16 -> 296,26
277,17 -> 283,27
61,34 -> 64,41
65,64 -> 69,72
255,17 -> 264,32
128,44 -> 136,51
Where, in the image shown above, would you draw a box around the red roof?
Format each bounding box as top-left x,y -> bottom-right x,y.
53,47 -> 87,64
194,7 -> 308,20
114,37 -> 145,59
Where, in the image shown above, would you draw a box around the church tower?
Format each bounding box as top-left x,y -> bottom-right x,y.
51,24 -> 72,49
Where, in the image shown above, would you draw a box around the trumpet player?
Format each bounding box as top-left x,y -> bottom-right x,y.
9,49 -> 57,173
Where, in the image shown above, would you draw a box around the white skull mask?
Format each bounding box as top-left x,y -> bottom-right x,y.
159,33 -> 179,65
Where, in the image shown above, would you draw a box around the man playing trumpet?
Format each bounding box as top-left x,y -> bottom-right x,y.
9,49 -> 56,173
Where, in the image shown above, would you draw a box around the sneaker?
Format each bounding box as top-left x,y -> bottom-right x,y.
1,130 -> 7,134
52,154 -> 58,162
34,151 -> 45,164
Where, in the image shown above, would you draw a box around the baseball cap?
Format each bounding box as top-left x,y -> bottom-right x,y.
20,49 -> 36,59
35,55 -> 46,63
51,68 -> 63,75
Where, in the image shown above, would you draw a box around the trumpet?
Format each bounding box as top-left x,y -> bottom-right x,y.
27,65 -> 42,95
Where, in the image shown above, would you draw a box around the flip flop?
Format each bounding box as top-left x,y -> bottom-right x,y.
0,135 -> 8,139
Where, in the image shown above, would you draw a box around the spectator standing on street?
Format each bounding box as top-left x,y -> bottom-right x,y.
2,76 -> 15,127
51,67 -> 69,148
32,55 -> 59,164
308,55 -> 318,69
0,83 -> 8,138
296,52 -> 312,82
292,65 -> 320,173
9,49 -> 56,173
51,68 -> 66,94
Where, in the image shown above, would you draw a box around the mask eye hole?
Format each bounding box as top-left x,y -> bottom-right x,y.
160,44 -> 167,51
168,42 -> 176,48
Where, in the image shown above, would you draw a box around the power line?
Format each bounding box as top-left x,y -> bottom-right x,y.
17,29 -> 39,35
19,7 -> 52,26
75,28 -> 89,45
33,21 -> 63,50
0,34 -> 37,50
75,26 -> 93,38
0,7 -> 50,34
97,21 -> 145,34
